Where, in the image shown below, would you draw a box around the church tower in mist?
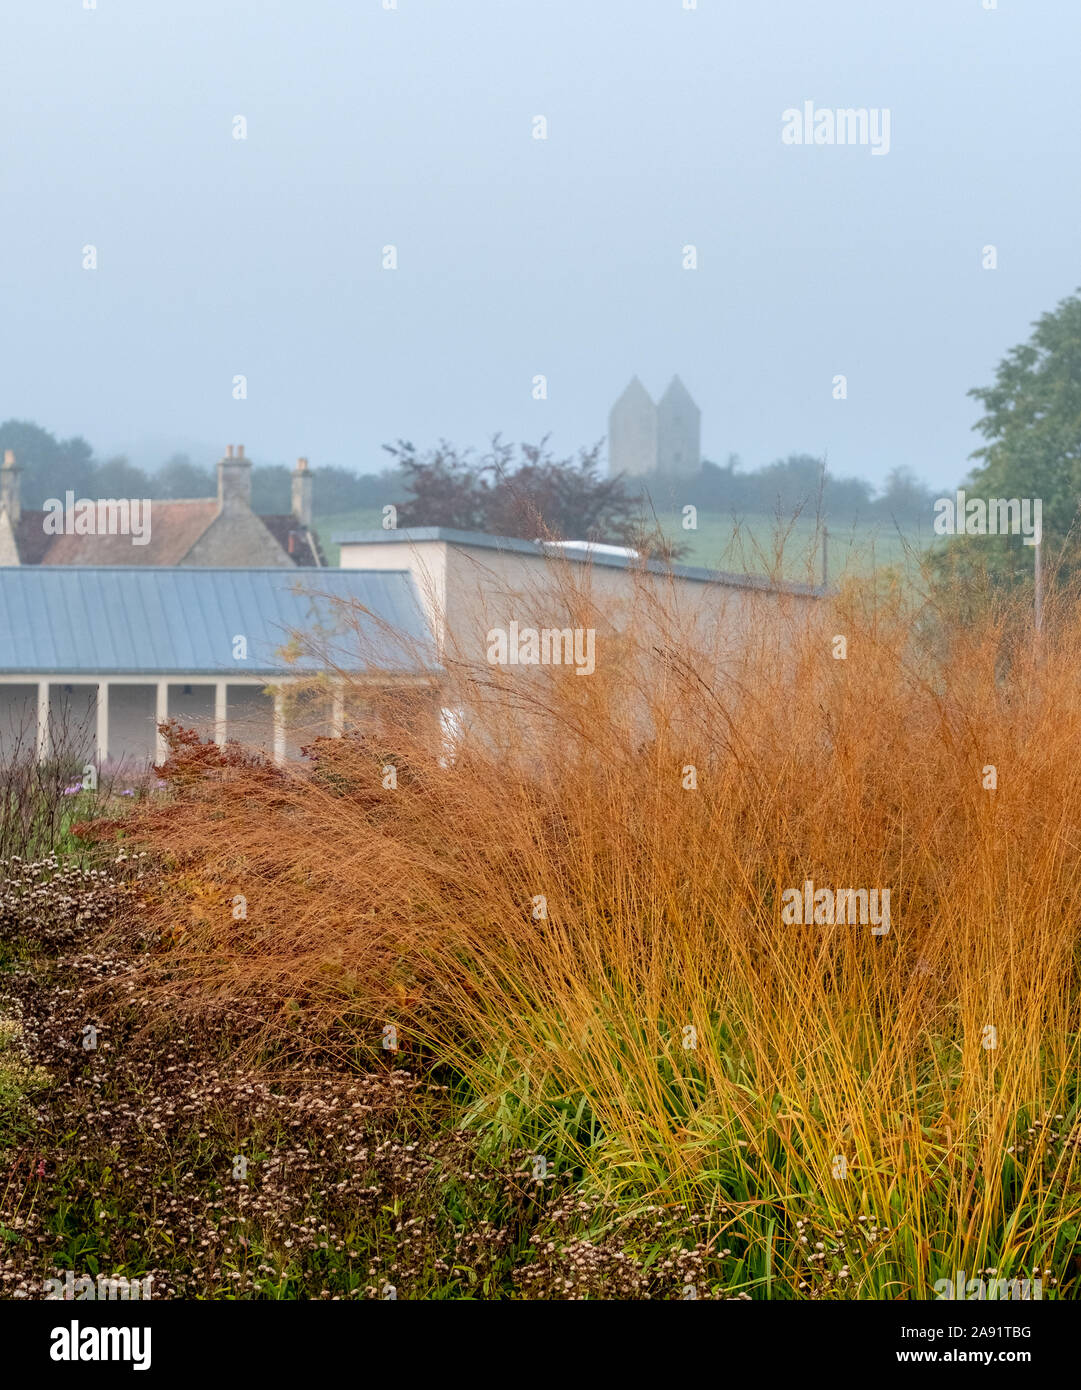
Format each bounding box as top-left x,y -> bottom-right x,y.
608,375 -> 700,479
656,376 -> 701,480
607,376 -> 657,479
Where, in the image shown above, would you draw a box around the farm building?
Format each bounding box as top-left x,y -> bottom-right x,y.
0,446 -> 325,569
333,527 -> 826,669
0,566 -> 436,769
0,528 -> 826,769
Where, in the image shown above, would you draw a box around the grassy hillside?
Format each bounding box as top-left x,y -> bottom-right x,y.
314,508 -> 928,581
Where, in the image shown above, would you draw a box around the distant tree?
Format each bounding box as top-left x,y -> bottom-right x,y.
310,464 -> 404,514
954,287 -> 1081,583
684,451 -> 935,527
873,466 -> 935,525
250,464 -> 291,515
824,472 -> 875,519
682,452 -> 871,521
385,436 -> 643,545
91,455 -> 151,498
248,460 -> 407,516
0,420 -> 95,505
751,453 -> 826,516
156,453 -> 215,499
0,423 -> 410,522
683,454 -> 744,510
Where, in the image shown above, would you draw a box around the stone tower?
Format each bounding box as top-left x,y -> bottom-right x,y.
608,376 -> 701,478
608,376 -> 658,479
656,375 -> 701,480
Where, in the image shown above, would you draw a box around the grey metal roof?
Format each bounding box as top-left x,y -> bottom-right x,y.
330,527 -> 827,597
0,567 -> 437,676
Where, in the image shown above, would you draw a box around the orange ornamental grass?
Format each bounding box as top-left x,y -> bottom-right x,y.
115,552 -> 1081,1298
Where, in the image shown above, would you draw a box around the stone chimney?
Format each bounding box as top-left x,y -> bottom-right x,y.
217,443 -> 252,513
291,456 -> 312,528
0,450 -> 20,526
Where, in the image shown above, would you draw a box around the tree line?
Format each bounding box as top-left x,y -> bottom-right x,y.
0,420 -> 938,538
0,423 -> 400,516
9,267 -> 1079,577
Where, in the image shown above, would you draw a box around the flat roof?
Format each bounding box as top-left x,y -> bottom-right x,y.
331,527 -> 826,597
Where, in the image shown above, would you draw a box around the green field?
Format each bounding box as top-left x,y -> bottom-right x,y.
315,508 -> 930,583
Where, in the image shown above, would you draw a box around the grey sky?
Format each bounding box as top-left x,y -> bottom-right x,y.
2,0 -> 1077,490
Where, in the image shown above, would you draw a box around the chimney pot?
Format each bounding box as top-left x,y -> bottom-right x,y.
236,444 -> 245,459
2,450 -> 14,468
226,444 -> 234,458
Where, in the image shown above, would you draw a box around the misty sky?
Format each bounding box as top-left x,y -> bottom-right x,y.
2,0 -> 1078,490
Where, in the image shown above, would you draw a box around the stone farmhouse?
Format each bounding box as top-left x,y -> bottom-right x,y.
0,445 -> 323,568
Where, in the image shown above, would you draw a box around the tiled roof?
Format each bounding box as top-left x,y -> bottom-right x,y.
12,501 -> 324,568
37,501 -> 219,566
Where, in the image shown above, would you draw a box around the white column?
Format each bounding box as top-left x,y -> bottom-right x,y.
273,689 -> 286,765
155,681 -> 169,764
95,681 -> 109,767
331,680 -> 344,737
36,681 -> 49,761
214,680 -> 227,747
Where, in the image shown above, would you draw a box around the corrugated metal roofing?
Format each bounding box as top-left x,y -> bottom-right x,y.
0,567 -> 437,675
